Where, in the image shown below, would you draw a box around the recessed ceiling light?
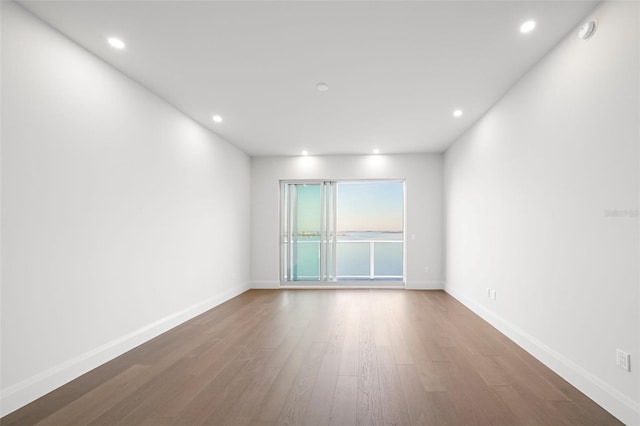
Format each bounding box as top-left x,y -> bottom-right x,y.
373,149 -> 380,154
520,20 -> 536,34
107,37 -> 125,49
212,115 -> 223,123
316,83 -> 329,92
453,109 -> 463,117
301,150 -> 309,156
578,20 -> 597,40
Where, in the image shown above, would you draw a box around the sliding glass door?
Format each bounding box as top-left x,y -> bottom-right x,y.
281,181 -> 335,281
281,180 -> 404,284
335,181 -> 404,281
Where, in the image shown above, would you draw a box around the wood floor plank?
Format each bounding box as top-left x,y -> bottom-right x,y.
544,372 -> 626,425
550,399 -> 620,426
338,303 -> 360,376
300,353 -> 340,425
396,313 -> 447,392
84,322 -> 248,425
252,301 -> 326,423
275,340 -> 327,425
493,349 -> 571,402
326,305 -> 348,355
470,355 -> 511,387
114,358 -> 198,425
170,350 -> 253,425
436,346 -> 521,425
223,301 -> 321,425
376,346 -> 411,425
492,384 -> 571,426
356,300 -> 384,425
397,364 -> 447,425
2,289 -> 622,426
384,301 -> 415,365
329,375 -> 358,426
222,366 -> 281,426
34,364 -> 150,426
372,293 -> 392,347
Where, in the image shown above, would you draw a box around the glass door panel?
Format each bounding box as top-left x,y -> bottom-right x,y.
336,242 -> 370,279
281,180 -> 404,283
373,242 -> 403,279
282,183 -> 322,281
335,181 -> 404,281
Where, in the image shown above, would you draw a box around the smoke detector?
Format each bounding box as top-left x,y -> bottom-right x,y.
578,20 -> 597,40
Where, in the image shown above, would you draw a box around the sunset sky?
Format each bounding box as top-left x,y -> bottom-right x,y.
295,181 -> 403,233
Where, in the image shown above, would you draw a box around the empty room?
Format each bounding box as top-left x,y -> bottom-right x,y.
1,0 -> 638,425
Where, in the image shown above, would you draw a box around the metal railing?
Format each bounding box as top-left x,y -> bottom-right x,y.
289,239 -> 403,281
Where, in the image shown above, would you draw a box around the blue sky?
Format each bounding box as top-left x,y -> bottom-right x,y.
296,184 -> 321,232
337,182 -> 403,232
295,181 -> 403,232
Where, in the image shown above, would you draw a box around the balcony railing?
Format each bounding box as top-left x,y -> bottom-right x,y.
289,239 -> 403,281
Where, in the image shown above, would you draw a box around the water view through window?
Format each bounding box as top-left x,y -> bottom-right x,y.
281,180 -> 404,282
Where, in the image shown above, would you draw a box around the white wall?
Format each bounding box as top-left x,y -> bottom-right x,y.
250,154 -> 443,289
444,1 -> 639,424
0,2 -> 250,416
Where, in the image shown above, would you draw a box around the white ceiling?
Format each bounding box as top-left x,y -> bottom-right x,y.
19,0 -> 598,156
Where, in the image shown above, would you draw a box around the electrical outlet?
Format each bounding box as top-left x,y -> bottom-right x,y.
616,349 -> 630,372
491,289 -> 497,300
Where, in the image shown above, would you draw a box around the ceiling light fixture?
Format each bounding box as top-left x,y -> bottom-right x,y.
453,109 -> 463,117
316,83 -> 329,92
107,37 -> 126,49
212,115 -> 223,123
520,20 -> 536,34
578,20 -> 597,40
301,150 -> 309,156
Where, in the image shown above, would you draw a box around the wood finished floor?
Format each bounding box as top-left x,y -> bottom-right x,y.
3,289 -> 621,426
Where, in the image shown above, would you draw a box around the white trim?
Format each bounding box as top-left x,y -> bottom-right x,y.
445,286 -> 640,426
279,285 -> 405,289
405,280 -> 444,290
252,281 -> 445,290
251,280 -> 409,290
250,280 -> 280,289
279,280 -> 405,289
0,283 -> 250,417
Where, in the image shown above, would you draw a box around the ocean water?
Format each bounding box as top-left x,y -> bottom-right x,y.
292,231 -> 403,280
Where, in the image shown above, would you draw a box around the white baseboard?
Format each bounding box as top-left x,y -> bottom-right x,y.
280,284 -> 405,289
251,281 -> 443,290
0,283 -> 250,418
445,286 -> 640,426
254,281 -> 411,289
250,280 -> 280,289
406,280 -> 444,290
